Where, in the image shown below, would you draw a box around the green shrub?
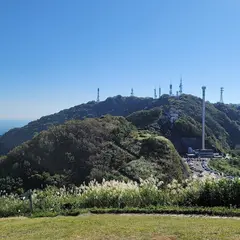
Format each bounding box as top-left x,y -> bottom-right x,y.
0,193 -> 30,217
0,176 -> 239,218
209,158 -> 240,177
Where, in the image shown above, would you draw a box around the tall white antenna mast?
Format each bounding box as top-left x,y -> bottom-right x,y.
220,87 -> 224,103
202,86 -> 206,150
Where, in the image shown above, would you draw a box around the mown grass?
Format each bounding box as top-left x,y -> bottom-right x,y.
0,215 -> 239,240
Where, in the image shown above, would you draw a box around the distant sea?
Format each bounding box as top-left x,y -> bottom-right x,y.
0,120 -> 31,135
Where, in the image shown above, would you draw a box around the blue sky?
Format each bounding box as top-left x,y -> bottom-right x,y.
0,0 -> 240,120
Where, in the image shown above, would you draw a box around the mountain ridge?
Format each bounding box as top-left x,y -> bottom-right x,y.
0,95 -> 162,155
1,94 -> 240,155
0,116 -> 188,192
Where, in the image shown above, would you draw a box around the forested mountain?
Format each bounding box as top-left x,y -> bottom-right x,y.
0,116 -> 188,193
127,95 -> 240,153
0,94 -> 240,155
0,96 -> 155,155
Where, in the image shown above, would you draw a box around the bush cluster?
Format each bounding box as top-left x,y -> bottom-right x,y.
209,157 -> 240,177
0,176 -> 239,217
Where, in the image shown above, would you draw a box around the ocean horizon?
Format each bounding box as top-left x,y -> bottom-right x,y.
0,119 -> 31,135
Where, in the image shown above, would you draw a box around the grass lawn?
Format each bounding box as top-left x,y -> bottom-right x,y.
0,214 -> 239,240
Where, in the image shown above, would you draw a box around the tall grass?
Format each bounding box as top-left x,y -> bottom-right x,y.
0,176 -> 239,217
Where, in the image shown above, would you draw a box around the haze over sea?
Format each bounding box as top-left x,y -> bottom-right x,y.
0,120 -> 30,135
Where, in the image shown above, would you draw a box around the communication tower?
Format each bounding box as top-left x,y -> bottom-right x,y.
169,83 -> 173,96
97,88 -> 100,102
179,77 -> 183,95
202,86 -> 206,150
154,87 -> 157,99
220,87 -> 224,103
131,88 -> 134,97
159,87 -> 161,98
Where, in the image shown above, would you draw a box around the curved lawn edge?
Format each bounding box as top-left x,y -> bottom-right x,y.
29,206 -> 240,218
88,207 -> 240,217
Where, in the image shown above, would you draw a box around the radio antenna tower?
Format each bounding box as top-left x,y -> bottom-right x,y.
154,87 -> 157,99
131,88 -> 134,97
220,87 -> 224,103
202,86 -> 206,150
169,83 -> 173,96
179,77 -> 183,95
97,88 -> 100,102
176,91 -> 179,97
158,86 -> 161,98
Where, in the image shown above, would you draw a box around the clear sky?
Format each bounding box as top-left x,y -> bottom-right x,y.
1,0 -> 240,120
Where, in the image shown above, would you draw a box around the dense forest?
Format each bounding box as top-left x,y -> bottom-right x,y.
1,94 -> 240,155
0,116 -> 188,193
127,95 -> 240,153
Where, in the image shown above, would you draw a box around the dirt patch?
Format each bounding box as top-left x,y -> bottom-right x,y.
151,236 -> 177,240
118,213 -> 240,220
73,236 -> 177,240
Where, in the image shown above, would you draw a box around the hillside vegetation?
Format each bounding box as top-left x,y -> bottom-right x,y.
1,177 -> 240,218
0,116 -> 187,193
0,96 -> 155,155
1,94 -> 240,155
209,157 -> 240,177
127,95 -> 240,153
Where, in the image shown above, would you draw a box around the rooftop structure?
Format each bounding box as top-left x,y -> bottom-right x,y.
196,149 -> 214,158
186,149 -> 214,158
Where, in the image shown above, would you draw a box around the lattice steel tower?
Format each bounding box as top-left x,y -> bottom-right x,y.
220,87 -> 224,103
179,77 -> 183,95
169,83 -> 173,96
131,88 -> 134,97
154,87 -> 157,99
159,87 -> 161,98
